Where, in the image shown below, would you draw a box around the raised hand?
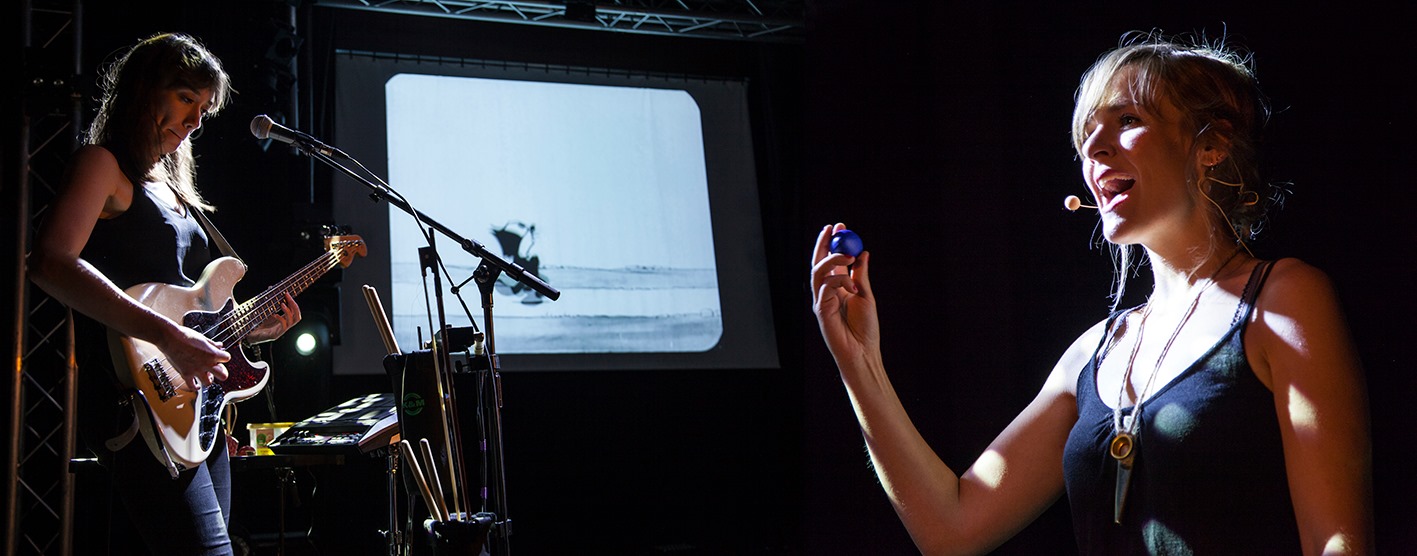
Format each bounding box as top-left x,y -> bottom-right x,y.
810,223 -> 880,369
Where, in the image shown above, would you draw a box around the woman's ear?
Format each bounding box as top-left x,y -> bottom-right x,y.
1200,146 -> 1228,167
1198,119 -> 1235,167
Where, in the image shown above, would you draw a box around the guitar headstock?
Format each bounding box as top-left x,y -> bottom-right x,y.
324,235 -> 368,268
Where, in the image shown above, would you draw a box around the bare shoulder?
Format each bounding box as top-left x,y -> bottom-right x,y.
60,145 -> 132,217
1046,317 -> 1111,396
1249,258 -> 1357,387
1257,258 -> 1339,306
64,145 -> 127,192
1251,258 -> 1347,334
68,144 -> 123,172
33,145 -> 133,258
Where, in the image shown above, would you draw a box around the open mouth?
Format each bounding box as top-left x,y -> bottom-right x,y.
1098,176 -> 1136,207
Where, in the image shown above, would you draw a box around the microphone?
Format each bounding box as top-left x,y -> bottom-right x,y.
1063,195 -> 1098,211
250,114 -> 345,158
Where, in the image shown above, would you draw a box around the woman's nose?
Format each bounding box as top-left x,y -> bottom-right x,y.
1082,124 -> 1111,160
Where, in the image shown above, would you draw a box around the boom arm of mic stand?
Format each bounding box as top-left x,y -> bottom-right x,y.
305,148 -> 562,301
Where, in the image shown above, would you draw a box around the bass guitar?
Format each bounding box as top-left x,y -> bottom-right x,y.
109,235 -> 365,476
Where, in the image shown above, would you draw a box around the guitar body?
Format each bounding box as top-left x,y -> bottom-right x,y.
105,235 -> 364,475
109,256 -> 269,473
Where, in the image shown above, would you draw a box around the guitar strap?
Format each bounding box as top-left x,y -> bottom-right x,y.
104,400 -> 141,451
190,207 -> 243,261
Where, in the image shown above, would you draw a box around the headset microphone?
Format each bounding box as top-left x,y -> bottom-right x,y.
1063,195 -> 1098,211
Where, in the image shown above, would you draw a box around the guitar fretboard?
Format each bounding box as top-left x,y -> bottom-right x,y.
205,241 -> 360,345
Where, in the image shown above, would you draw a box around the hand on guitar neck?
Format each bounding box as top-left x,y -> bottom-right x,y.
245,291 -> 302,345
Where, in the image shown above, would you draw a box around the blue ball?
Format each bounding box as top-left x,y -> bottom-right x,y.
830,229 -> 864,257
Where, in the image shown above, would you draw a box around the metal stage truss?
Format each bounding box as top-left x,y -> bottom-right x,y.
6,0 -> 83,555
316,0 -> 805,42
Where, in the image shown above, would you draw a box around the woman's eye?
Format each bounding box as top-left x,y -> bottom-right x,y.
1120,115 -> 1140,126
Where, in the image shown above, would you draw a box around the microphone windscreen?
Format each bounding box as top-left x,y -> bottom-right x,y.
1063,195 -> 1098,211
249,115 -> 273,140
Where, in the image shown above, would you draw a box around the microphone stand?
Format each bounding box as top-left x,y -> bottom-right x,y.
470,258 -> 511,555
289,137 -> 557,556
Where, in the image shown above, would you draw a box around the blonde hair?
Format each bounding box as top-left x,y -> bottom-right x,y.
1071,32 -> 1272,309
88,33 -> 232,213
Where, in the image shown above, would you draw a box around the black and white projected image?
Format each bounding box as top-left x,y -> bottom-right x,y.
385,74 -> 723,354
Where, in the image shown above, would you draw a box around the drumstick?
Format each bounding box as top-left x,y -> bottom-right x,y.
399,440 -> 446,521
419,438 -> 454,522
362,285 -> 401,355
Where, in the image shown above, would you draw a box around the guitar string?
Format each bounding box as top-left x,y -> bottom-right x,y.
215,252 -> 337,342
151,242 -> 357,389
153,253 -> 339,390
208,239 -> 359,342
208,253 -> 334,345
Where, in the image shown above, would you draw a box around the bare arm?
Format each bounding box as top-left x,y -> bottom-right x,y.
811,223 -> 1098,555
1249,259 -> 1373,555
26,146 -> 230,389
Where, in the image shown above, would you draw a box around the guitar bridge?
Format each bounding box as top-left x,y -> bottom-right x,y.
143,360 -> 177,402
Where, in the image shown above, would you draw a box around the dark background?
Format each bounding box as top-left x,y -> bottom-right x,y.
16,1 -> 1417,554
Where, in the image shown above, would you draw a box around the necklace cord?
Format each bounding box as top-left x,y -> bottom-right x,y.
1112,250 -> 1243,434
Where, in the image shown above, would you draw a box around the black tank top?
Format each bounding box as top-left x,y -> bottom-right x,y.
1062,260 -> 1300,554
73,162 -> 212,451
80,178 -> 210,290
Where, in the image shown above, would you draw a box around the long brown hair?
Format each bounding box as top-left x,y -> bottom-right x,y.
87,33 -> 231,212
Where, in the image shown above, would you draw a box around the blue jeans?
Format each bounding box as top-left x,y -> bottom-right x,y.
108,433 -> 233,556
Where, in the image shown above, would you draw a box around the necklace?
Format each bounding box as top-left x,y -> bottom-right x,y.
1108,251 -> 1241,524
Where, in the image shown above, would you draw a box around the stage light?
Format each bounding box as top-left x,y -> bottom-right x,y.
285,318 -> 331,359
295,331 -> 318,356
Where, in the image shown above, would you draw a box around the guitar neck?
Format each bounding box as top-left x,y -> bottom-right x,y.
214,251 -> 343,345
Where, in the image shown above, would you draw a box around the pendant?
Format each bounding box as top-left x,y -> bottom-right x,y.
1114,459 -> 1133,524
1110,432 -> 1135,524
1108,431 -> 1136,466
1110,414 -> 1138,524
